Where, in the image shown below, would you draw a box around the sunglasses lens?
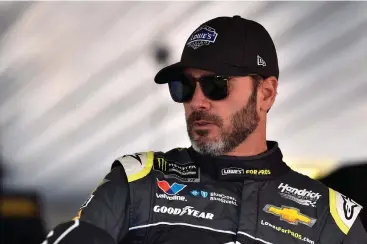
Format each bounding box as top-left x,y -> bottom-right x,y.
200,76 -> 228,101
168,75 -> 194,103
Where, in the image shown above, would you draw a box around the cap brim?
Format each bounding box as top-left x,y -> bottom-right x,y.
154,62 -> 183,84
154,59 -> 256,84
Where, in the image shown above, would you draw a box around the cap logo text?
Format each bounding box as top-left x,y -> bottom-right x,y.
187,25 -> 218,50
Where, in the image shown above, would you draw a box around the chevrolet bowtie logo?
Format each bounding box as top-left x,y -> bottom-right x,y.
263,204 -> 316,227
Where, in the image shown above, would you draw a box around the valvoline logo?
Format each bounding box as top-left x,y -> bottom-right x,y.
157,179 -> 186,195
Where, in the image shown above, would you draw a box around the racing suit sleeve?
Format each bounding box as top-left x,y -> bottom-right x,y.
42,163 -> 130,244
41,220 -> 116,244
341,217 -> 367,244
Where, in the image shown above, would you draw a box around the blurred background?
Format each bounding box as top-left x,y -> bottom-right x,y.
0,1 -> 366,243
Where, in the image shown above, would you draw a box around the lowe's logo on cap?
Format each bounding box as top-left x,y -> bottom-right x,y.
187,25 -> 218,50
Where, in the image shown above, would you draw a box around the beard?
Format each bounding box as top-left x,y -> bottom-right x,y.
186,92 -> 259,156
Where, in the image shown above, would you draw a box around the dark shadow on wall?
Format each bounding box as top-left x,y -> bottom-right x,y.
0,159 -> 47,243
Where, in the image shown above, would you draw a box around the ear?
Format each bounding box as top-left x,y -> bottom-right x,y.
258,76 -> 278,112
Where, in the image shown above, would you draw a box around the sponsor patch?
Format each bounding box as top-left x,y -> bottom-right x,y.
278,183 -> 321,207
245,169 -> 271,175
341,195 -> 360,221
157,179 -> 186,195
190,190 -> 208,198
261,220 -> 314,244
329,188 -> 362,234
155,193 -> 186,201
263,204 -> 316,227
153,205 -> 214,220
189,190 -> 238,206
153,156 -> 200,182
210,192 -> 238,206
221,167 -> 244,176
156,179 -> 187,201
186,25 -> 218,50
201,191 -> 209,198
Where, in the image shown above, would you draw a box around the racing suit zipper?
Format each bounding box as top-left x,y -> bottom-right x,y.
254,182 -> 265,243
236,181 -> 265,244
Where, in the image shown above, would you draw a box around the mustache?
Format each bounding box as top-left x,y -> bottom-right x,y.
187,111 -> 223,127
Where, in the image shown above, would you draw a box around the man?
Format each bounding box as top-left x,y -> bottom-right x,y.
43,16 -> 366,244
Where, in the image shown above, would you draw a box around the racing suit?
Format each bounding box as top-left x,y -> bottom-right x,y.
43,141 -> 367,244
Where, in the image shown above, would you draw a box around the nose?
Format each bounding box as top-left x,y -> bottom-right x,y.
189,82 -> 211,111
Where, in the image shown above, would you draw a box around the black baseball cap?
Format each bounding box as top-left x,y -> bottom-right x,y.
154,15 -> 279,84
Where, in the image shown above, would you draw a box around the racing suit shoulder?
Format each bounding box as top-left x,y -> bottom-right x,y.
113,147 -> 192,182
283,170 -> 363,243
319,186 -> 364,244
114,151 -> 155,182
113,148 -> 188,182
110,148 -> 192,243
327,187 -> 363,235
46,162 -> 131,244
294,171 -> 363,235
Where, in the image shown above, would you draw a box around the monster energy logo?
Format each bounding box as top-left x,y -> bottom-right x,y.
153,157 -> 200,182
157,157 -> 168,171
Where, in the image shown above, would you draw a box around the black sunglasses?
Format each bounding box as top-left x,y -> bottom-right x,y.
168,73 -> 232,103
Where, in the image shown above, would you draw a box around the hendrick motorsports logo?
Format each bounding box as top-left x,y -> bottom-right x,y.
186,25 -> 218,50
153,205 -> 214,220
278,183 -> 321,207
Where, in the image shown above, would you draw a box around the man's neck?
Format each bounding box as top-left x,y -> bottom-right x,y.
223,126 -> 267,157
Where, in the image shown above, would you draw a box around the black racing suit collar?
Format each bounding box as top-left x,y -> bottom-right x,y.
187,141 -> 291,181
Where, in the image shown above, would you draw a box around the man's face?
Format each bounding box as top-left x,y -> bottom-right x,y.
184,68 -> 260,156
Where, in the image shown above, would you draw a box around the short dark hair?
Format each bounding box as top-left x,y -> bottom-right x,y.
248,74 -> 264,92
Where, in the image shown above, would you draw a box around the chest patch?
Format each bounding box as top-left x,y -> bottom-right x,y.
153,156 -> 200,182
